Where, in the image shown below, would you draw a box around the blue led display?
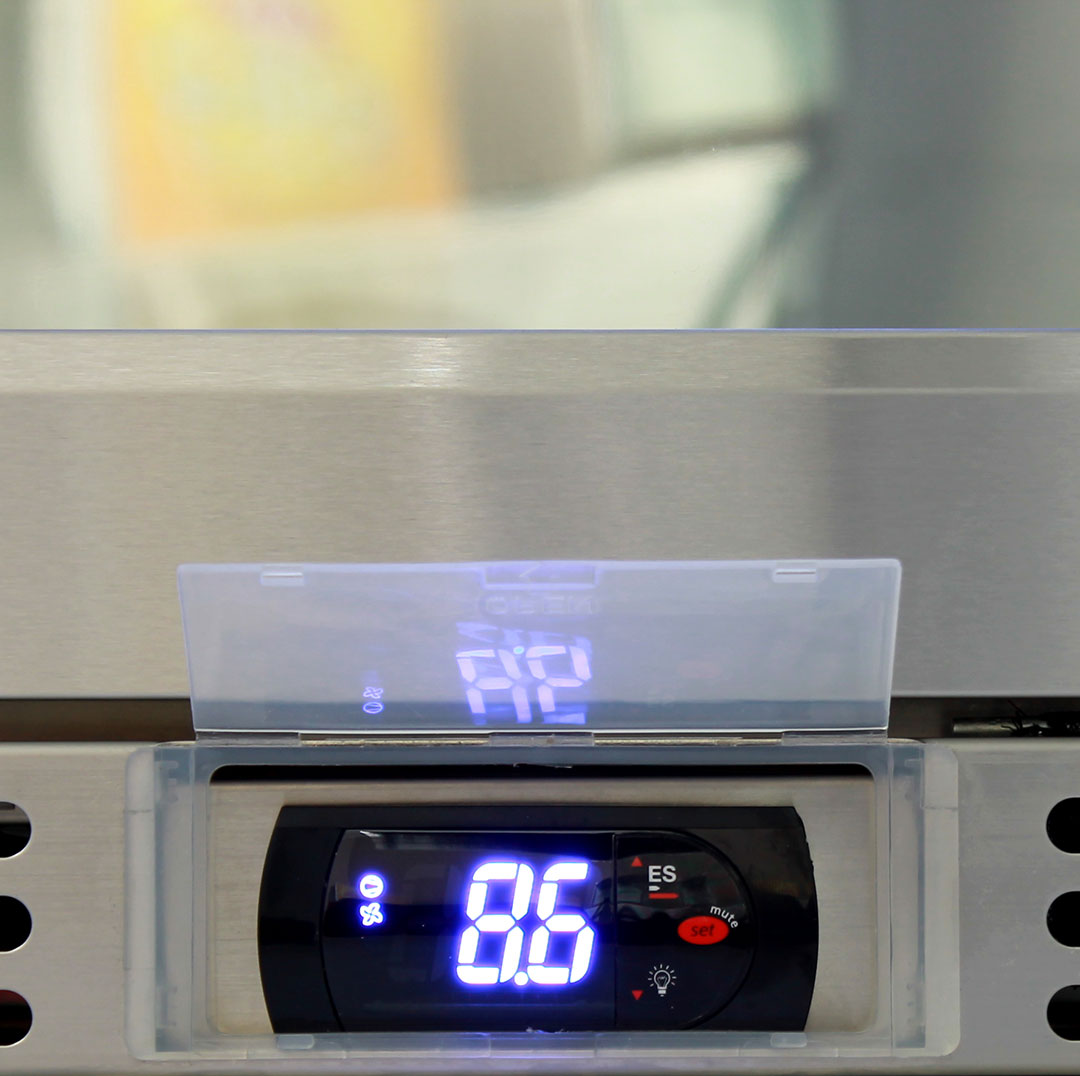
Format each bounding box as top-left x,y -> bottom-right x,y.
321,829 -> 615,1028
355,872 -> 388,928
454,859 -> 597,988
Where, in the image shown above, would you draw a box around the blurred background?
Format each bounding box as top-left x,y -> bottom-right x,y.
0,0 -> 1079,329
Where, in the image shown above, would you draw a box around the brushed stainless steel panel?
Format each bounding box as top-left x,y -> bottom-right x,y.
3,330 -> 1080,707
0,744 -> 137,1073
0,739 -> 1072,1072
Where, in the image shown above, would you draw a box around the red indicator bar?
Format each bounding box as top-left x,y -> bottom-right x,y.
648,892 -> 679,900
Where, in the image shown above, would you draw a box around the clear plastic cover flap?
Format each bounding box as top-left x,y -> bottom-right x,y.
178,559 -> 900,736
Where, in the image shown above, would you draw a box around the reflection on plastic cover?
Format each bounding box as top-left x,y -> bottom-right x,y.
11,0 -> 834,327
111,0 -> 459,241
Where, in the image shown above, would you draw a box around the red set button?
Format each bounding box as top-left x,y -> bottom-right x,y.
677,915 -> 730,945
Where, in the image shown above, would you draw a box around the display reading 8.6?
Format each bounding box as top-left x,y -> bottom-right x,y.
454,858 -> 598,986
258,805 -> 819,1033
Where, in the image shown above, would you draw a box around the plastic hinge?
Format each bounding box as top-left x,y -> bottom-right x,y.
780,728 -> 889,746
193,725 -> 890,749
485,731 -> 597,749
195,729 -> 302,746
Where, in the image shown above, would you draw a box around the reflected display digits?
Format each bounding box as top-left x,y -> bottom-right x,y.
455,626 -> 592,725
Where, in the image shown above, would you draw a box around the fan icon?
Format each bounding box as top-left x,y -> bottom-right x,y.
358,902 -> 384,927
648,964 -> 676,997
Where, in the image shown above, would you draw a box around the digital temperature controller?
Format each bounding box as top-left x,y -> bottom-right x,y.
258,805 -> 818,1032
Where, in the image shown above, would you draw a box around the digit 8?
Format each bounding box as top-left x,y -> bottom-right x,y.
455,862 -> 533,985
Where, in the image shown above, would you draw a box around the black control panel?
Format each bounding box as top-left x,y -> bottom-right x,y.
258,805 -> 817,1033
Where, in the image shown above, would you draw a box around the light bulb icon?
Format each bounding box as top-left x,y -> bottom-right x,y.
648,964 -> 676,997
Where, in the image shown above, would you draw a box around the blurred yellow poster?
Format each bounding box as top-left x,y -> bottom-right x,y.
111,0 -> 458,242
